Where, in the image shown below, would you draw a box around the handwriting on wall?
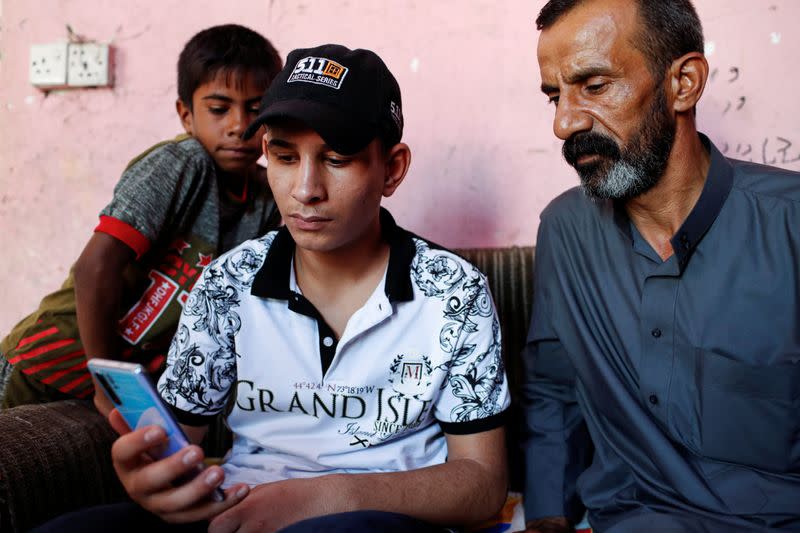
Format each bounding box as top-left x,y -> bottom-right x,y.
709,66 -> 746,115
708,64 -> 800,168
722,137 -> 800,165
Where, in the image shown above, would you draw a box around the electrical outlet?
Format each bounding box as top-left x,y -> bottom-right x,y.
29,42 -> 69,88
67,43 -> 112,87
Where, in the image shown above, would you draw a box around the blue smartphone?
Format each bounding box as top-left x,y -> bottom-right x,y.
87,358 -> 224,501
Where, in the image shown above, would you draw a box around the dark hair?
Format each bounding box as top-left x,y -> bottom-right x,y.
177,24 -> 282,108
536,0 -> 704,80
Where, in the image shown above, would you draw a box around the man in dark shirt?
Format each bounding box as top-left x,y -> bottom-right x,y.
521,0 -> 800,532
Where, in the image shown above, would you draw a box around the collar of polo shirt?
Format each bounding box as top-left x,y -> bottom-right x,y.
250,208 -> 417,302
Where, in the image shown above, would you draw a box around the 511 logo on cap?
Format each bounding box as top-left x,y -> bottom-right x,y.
288,56 -> 349,89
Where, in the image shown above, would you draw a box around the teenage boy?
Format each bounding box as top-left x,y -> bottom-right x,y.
0,25 -> 282,415
36,44 -> 511,533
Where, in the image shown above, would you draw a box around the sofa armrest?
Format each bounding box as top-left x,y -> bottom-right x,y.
0,400 -> 127,532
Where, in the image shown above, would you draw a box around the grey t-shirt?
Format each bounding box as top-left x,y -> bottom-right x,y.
0,135 -> 279,403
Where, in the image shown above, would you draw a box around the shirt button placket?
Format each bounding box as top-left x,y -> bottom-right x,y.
680,233 -> 690,250
640,272 -> 680,418
647,326 -> 663,410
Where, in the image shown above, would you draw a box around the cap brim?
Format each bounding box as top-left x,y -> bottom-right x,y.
243,99 -> 378,155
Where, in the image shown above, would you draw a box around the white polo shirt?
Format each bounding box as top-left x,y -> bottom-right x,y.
158,210 -> 510,487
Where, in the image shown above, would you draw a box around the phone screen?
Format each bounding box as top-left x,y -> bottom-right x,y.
92,366 -> 189,457
88,359 -> 224,501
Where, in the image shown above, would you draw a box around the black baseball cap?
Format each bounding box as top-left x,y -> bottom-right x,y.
243,44 -> 404,155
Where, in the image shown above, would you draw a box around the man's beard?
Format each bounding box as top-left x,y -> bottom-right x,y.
562,87 -> 676,201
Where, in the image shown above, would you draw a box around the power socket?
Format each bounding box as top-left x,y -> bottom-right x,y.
29,42 -> 69,88
67,43 -> 113,87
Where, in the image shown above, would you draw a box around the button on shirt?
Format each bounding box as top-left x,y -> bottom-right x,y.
158,209 -> 509,487
522,135 -> 800,530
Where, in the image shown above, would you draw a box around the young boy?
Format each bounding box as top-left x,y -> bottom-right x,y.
35,44 -> 511,532
0,25 -> 282,415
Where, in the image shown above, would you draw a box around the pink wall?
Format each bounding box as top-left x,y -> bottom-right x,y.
1,0 -> 799,334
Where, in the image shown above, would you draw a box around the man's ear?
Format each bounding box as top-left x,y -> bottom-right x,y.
176,99 -> 194,135
668,52 -> 709,113
382,143 -> 411,198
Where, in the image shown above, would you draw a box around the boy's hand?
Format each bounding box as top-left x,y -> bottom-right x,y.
109,410 -> 250,523
209,476 -> 343,533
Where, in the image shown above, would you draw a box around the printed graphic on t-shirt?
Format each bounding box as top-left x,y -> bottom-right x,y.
160,239 -> 271,412
410,241 -> 505,422
159,234 -> 505,445
388,354 -> 433,399
119,237 -> 212,346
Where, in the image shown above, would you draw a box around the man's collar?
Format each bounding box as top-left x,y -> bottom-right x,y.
250,208 -> 415,302
668,134 -> 733,270
612,133 -> 733,270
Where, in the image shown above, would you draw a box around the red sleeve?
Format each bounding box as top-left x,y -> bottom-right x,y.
95,215 -> 151,259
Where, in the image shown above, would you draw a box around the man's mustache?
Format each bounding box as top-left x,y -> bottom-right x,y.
562,132 -> 621,167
